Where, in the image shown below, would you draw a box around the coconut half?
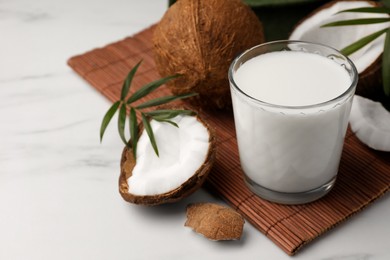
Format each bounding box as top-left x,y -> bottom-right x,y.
119,113 -> 216,206
289,0 -> 390,98
349,95 -> 390,151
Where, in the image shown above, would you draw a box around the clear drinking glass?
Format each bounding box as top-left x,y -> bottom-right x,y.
228,41 -> 358,204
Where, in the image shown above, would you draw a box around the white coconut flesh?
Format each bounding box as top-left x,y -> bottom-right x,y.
349,95 -> 390,151
127,115 -> 210,195
289,1 -> 390,73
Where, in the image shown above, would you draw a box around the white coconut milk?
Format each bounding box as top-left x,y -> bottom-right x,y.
231,51 -> 353,193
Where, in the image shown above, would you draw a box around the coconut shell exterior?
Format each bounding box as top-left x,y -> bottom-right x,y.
153,0 -> 265,110
358,56 -> 383,101
290,0 -> 384,100
185,203 -> 245,241
118,114 -> 217,206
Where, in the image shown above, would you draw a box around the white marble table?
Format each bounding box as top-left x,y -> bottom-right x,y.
1,0 -> 389,259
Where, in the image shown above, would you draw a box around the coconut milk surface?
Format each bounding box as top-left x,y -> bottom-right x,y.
233,51 -> 351,106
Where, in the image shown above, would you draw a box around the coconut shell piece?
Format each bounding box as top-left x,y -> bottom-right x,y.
118,113 -> 217,206
153,0 -> 265,110
358,58 -> 383,101
185,203 -> 245,241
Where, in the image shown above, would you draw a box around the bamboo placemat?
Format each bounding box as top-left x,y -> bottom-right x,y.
68,25 -> 390,256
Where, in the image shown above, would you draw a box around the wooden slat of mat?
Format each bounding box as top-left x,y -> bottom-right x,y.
68,25 -> 390,256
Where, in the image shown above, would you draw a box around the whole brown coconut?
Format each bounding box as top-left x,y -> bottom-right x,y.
153,0 -> 265,110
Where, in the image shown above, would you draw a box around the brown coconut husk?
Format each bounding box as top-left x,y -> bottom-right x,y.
290,0 -> 384,100
118,113 -> 217,206
185,203 -> 245,241
358,56 -> 383,101
153,0 -> 265,110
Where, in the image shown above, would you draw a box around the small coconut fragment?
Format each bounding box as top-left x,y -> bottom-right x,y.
349,95 -> 390,152
153,0 -> 264,110
289,0 -> 390,99
185,203 -> 245,241
119,113 -> 216,206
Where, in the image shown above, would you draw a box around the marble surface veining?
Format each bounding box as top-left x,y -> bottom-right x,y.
0,0 -> 389,259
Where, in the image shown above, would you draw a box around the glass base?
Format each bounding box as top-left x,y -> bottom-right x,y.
244,176 -> 337,205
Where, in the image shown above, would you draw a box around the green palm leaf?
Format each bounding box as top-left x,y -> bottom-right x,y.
118,104 -> 127,145
244,0 -> 319,6
340,28 -> 388,56
129,107 -> 139,158
154,119 -> 179,128
141,113 -> 159,157
100,101 -> 120,142
383,29 -> 390,96
126,74 -> 181,104
145,109 -> 195,120
337,6 -> 390,14
136,93 -> 197,109
100,60 -> 197,159
120,60 -> 142,100
322,18 -> 390,27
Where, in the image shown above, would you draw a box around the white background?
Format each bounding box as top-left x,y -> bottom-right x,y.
0,0 -> 389,259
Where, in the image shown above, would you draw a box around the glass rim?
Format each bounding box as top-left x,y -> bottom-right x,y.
228,40 -> 358,110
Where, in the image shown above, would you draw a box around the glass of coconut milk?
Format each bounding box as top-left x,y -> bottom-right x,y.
229,41 -> 357,204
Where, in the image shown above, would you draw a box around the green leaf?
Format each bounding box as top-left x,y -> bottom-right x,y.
136,93 -> 198,109
100,101 -> 120,142
337,6 -> 390,14
154,119 -> 179,128
340,28 -> 388,56
129,107 -> 139,159
120,60 -> 142,101
243,0 -> 319,7
141,113 -> 159,157
383,29 -> 390,96
126,74 -> 181,104
321,18 -> 390,27
145,109 -> 195,120
118,104 -> 127,145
